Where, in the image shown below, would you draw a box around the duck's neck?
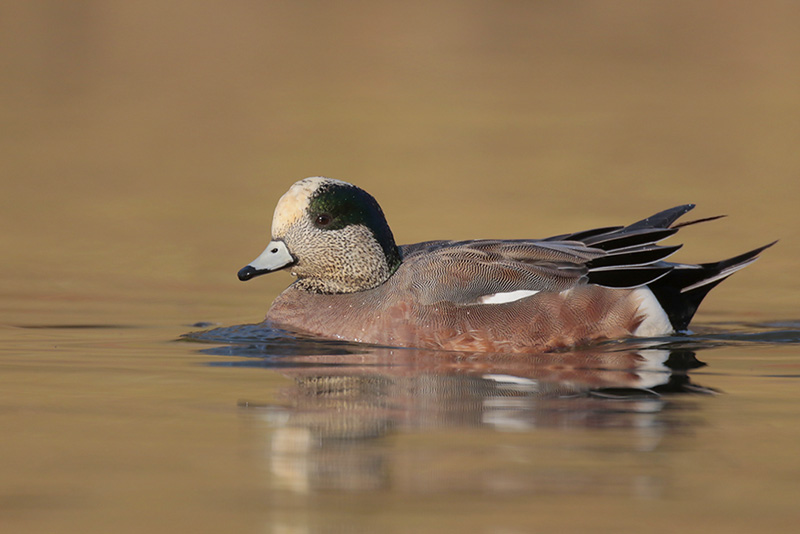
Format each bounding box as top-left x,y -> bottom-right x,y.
295,242 -> 401,295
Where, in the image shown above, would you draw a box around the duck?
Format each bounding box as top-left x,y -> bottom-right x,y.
237,177 -> 773,353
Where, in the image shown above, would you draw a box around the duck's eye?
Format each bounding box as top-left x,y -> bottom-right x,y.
315,214 -> 332,227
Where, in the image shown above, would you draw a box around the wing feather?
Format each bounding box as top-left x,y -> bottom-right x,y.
398,205 -> 704,306
402,240 -> 597,305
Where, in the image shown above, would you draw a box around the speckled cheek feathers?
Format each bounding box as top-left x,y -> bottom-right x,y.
285,222 -> 394,294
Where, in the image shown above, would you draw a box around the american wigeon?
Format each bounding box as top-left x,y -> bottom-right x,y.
238,177 -> 773,352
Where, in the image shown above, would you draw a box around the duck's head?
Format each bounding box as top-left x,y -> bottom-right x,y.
238,177 -> 401,294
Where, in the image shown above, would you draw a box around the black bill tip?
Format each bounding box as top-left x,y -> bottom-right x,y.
237,265 -> 260,281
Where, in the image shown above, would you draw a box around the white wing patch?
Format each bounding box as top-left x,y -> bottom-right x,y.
477,289 -> 540,304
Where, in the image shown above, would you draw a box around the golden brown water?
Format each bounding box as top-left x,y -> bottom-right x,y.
2,2 -> 799,532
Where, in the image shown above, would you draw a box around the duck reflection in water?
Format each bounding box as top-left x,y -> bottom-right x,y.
194,328 -> 713,495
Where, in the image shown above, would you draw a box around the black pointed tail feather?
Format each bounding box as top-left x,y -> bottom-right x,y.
546,204 -> 695,251
670,214 -> 727,229
544,225 -> 624,242
624,204 -> 696,231
548,204 -> 773,331
587,244 -> 682,269
588,266 -> 673,289
580,205 -> 698,288
648,241 -> 777,331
